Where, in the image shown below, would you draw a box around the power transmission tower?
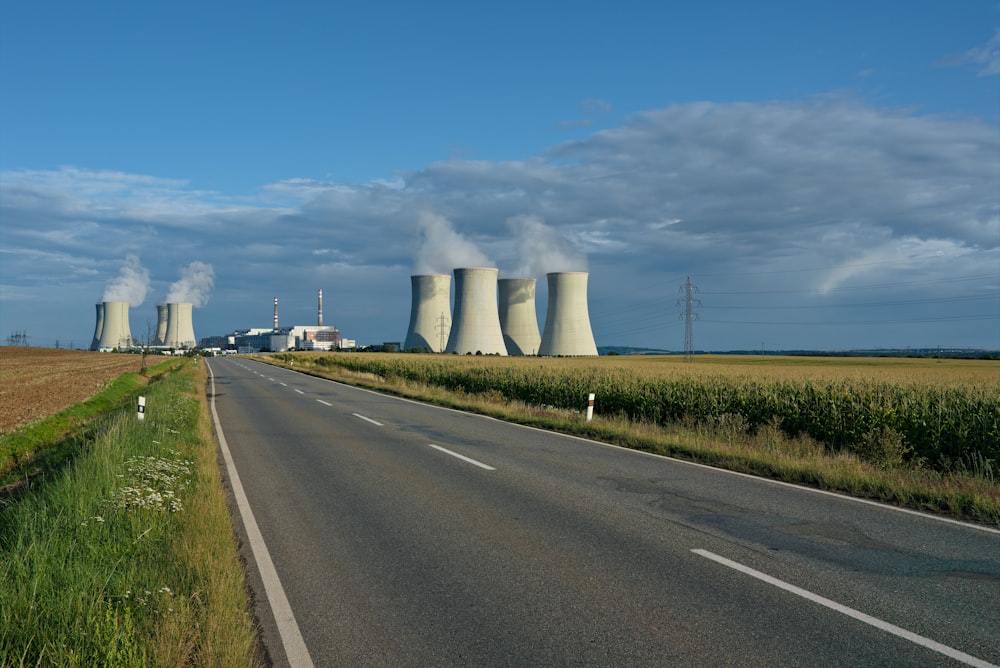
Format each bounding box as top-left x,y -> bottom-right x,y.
436,312 -> 450,353
677,276 -> 700,361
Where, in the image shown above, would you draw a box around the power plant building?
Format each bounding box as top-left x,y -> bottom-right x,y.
96,301 -> 134,351
90,303 -> 105,351
498,278 -> 541,355
154,304 -> 169,346
538,272 -> 598,356
163,302 -> 197,349
445,267 -> 508,356
404,274 -> 451,352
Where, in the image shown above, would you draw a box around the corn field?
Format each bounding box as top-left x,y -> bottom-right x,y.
296,353 -> 1000,470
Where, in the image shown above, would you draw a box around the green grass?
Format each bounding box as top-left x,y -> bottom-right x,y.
0,361 -> 260,667
261,353 -> 1000,526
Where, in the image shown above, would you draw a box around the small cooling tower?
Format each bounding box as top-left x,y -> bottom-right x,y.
164,302 -> 196,349
445,267 -> 508,356
90,303 -> 105,351
538,272 -> 598,356
404,274 -> 451,352
154,304 -> 168,346
97,301 -> 133,350
498,278 -> 540,356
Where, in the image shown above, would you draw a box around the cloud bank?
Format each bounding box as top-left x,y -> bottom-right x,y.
1,97 -> 997,350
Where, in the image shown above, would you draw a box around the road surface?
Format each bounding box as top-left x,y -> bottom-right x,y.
206,357 -> 999,667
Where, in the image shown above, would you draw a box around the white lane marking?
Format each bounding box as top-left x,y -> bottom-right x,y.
254,359 -> 996,535
352,413 -> 383,426
268,377 -> 275,381
206,361 -> 314,667
280,383 -> 287,387
692,549 -> 997,668
428,444 -> 495,470
317,399 -> 332,406
294,389 -> 304,395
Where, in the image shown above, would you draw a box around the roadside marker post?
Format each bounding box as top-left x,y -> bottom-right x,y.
138,396 -> 146,421
586,393 -> 595,422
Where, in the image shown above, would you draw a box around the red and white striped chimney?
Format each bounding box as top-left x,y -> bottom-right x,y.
273,296 -> 279,330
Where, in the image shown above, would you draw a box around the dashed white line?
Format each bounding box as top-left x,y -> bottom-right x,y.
294,389 -> 304,395
428,444 -> 495,470
352,413 -> 383,426
280,382 -> 288,387
692,549 -> 997,668
317,399 -> 332,406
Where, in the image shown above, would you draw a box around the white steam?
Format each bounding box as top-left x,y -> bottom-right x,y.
102,254 -> 150,306
166,261 -> 215,307
507,215 -> 587,277
413,210 -> 492,274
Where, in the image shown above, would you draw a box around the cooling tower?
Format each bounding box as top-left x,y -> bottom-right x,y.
96,301 -> 133,350
445,267 -> 508,356
404,274 -> 452,352
498,278 -> 541,356
538,272 -> 598,356
163,302 -> 196,349
90,303 -> 105,351
154,304 -> 168,346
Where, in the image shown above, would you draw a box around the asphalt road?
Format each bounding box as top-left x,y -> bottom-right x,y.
207,357 -> 999,667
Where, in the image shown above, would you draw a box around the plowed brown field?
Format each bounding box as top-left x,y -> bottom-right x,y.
0,347 -> 144,434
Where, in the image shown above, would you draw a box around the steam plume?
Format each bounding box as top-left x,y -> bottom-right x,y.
507,215 -> 586,277
166,261 -> 215,307
413,210 -> 492,274
102,254 -> 150,306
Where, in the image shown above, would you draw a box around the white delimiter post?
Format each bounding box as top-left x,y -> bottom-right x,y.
538,272 -> 598,356
498,278 -> 541,356
586,393 -> 595,421
404,274 -> 452,352
445,267 -> 508,355
137,396 -> 146,421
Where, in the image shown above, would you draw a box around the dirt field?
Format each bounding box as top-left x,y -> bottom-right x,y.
0,347 -> 145,434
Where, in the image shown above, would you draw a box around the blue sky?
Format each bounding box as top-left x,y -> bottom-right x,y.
1,1 -> 997,351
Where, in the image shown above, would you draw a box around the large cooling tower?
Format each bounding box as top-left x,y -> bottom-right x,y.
498,278 -> 541,356
445,267 -> 508,356
538,272 -> 598,356
404,274 -> 452,352
154,304 -> 168,346
163,302 -> 196,348
90,303 -> 105,351
96,301 -> 133,350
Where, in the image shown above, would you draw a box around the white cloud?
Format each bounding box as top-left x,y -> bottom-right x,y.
1,96 -> 997,349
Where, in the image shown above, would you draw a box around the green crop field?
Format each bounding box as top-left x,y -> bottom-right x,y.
275,352 -> 1000,473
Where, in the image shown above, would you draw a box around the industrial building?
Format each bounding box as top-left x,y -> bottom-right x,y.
405,268 -> 597,357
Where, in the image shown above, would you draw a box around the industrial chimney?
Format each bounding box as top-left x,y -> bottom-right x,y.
273,296 -> 279,330
538,272 -> 598,356
498,278 -> 541,356
154,304 -> 168,346
163,302 -> 196,349
96,301 -> 133,350
318,289 -> 323,327
445,267 -> 508,356
404,274 -> 451,352
90,303 -> 105,351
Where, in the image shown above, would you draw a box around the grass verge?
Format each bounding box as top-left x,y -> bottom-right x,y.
259,354 -> 1000,527
0,359 -> 260,667
0,359 -> 180,486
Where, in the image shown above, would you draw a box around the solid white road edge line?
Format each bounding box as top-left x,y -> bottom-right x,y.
691,548 -> 996,668
207,361 -> 314,668
428,444 -> 496,470
352,413 -> 383,426
316,399 -> 332,406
